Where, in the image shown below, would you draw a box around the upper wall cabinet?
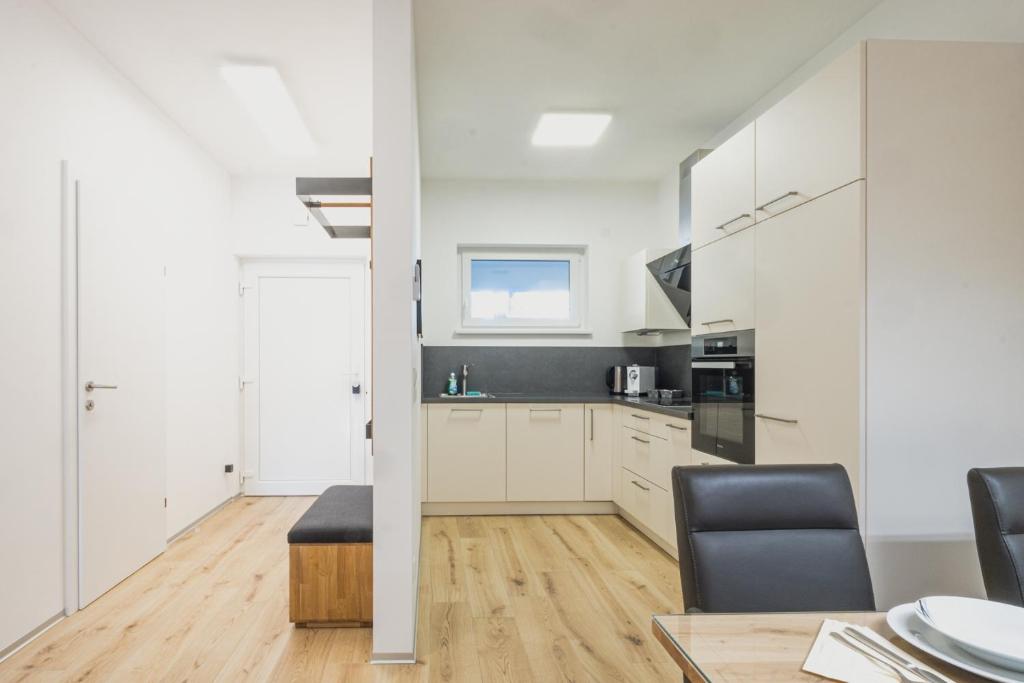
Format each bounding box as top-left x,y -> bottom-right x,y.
690,226 -> 755,334
691,123 -> 755,250
621,249 -> 688,333
755,44 -> 865,218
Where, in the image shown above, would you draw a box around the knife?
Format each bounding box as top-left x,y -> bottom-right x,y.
843,626 -> 948,683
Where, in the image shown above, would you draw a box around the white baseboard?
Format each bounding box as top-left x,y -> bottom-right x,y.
422,501 -> 617,516
370,652 -> 417,664
0,611 -> 64,664
167,494 -> 241,543
616,506 -> 679,560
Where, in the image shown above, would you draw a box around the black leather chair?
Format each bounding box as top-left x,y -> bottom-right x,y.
671,464 -> 875,613
967,467 -> 1024,607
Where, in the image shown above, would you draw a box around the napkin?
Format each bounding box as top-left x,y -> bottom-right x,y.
802,619 -> 951,683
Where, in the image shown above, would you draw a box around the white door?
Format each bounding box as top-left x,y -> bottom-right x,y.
241,260 -> 367,495
77,173 -> 167,607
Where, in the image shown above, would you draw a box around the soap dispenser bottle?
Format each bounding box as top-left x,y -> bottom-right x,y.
447,372 -> 458,395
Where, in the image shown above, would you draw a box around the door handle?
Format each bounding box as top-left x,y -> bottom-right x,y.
589,409 -> 594,441
713,213 -> 752,231
85,381 -> 118,392
756,190 -> 799,212
667,424 -> 688,432
699,319 -> 734,327
755,413 -> 799,424
631,480 -> 650,492
631,436 -> 650,444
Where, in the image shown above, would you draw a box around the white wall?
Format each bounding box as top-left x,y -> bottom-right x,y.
707,0 -> 1024,148
0,0 -> 237,652
372,0 -> 422,661
421,179 -> 686,347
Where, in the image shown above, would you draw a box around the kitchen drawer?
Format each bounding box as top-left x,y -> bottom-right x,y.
623,409 -> 668,439
621,427 -> 668,483
652,485 -> 677,550
619,468 -> 656,529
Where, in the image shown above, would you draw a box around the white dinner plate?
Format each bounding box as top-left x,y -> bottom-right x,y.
916,596 -> 1024,671
887,603 -> 1024,683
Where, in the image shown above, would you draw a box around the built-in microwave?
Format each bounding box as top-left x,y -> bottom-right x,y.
691,330 -> 755,465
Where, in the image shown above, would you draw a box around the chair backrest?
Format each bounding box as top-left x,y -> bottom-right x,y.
671,463 -> 875,613
967,467 -> 1024,607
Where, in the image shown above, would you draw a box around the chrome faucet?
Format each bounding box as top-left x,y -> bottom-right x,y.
461,364 -> 469,396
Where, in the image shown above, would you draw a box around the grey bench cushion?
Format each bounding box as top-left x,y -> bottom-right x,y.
287,485 -> 372,544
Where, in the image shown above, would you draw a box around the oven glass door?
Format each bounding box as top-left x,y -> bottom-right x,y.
691,358 -> 754,464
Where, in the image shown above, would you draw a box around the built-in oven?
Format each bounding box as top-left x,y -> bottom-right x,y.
691,330 -> 755,465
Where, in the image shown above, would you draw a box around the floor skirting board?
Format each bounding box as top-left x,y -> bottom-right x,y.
0,612 -> 64,664
421,500 -> 617,516
370,653 -> 416,664
167,494 -> 241,543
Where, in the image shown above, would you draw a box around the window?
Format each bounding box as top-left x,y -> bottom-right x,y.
459,246 -> 587,332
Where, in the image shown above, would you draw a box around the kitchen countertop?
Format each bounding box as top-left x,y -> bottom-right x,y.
421,393 -> 692,419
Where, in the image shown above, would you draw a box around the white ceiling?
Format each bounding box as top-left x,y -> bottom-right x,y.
49,0 -> 372,177
415,0 -> 881,181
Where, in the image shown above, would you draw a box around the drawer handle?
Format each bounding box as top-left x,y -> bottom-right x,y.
667,424 -> 688,431
714,213 -> 751,231
630,414 -> 650,420
756,190 -> 799,212
755,413 -> 799,424
631,436 -> 650,444
631,480 -> 650,492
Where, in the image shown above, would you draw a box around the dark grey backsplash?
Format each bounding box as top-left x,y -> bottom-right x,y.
422,345 -> 691,397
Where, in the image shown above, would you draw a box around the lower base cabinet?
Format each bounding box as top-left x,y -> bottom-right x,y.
506,404 -> 584,501
426,404 -> 506,502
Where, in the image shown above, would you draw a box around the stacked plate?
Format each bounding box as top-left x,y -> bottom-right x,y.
887,596 -> 1024,682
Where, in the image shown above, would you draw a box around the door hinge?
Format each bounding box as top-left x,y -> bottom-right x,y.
238,282 -> 253,296
164,497 -> 167,508
365,419 -> 373,440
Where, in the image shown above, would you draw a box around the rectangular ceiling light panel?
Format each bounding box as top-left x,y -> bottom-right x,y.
531,112 -> 612,147
220,64 -> 316,156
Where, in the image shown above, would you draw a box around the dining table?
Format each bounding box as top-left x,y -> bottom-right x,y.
652,611 -> 989,682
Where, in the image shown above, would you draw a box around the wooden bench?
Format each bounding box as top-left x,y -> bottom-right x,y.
287,485 -> 372,627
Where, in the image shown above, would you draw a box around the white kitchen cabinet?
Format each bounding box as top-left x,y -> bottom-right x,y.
651,485 -> 677,549
621,249 -> 688,333
691,122 -> 755,249
427,404 -> 506,502
584,404 -> 614,501
619,468 -> 655,529
755,181 -> 863,503
506,404 -> 584,501
621,427 -> 670,484
755,44 -> 864,219
690,226 -> 755,334
662,418 -> 691,489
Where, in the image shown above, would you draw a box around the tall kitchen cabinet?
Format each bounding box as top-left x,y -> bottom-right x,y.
691,40 -> 1024,606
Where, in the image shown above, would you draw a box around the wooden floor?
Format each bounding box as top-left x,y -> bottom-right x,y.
0,497 -> 683,682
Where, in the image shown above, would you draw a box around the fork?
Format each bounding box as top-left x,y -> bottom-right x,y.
842,627 -> 946,683
830,631 -> 916,683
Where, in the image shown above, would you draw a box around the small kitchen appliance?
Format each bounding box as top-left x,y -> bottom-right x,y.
625,365 -> 656,396
691,330 -> 755,464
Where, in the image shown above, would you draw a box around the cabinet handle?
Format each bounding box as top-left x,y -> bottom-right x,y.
667,424 -> 688,431
756,190 -> 799,212
631,436 -> 650,444
700,318 -> 734,327
755,413 -> 799,424
450,408 -> 483,414
713,213 -> 752,231
631,480 -> 651,492
529,408 -> 561,414
630,414 -> 650,420
589,409 -> 594,441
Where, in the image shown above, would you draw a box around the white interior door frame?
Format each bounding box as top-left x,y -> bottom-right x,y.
238,257 -> 371,494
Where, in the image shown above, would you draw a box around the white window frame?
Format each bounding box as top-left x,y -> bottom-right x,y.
457,245 -> 590,335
